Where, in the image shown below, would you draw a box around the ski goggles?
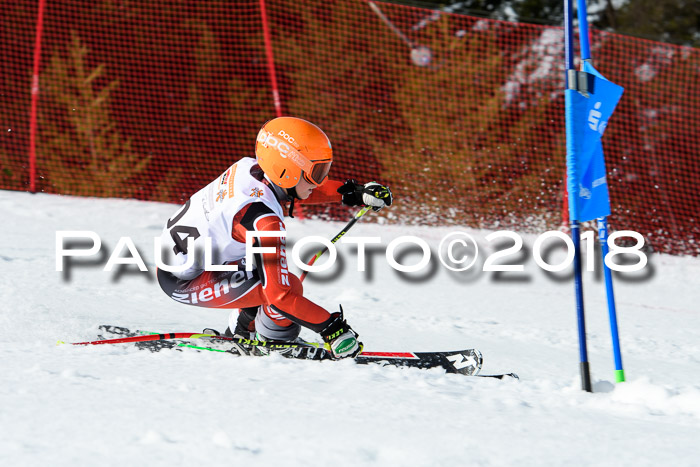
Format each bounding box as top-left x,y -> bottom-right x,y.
302,160 -> 332,186
280,146 -> 331,186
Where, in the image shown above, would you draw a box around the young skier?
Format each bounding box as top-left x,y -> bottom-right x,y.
157,117 -> 392,359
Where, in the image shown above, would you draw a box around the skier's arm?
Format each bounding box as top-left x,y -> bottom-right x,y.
232,203 -> 333,332
299,179 -> 343,205
301,178 -> 394,211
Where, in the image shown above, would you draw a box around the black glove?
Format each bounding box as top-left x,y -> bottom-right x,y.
338,179 -> 393,212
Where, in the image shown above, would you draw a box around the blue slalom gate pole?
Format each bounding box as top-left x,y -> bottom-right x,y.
571,222 -> 591,391
597,218 -> 625,381
577,0 -> 625,383
575,0 -> 591,62
565,0 -> 592,392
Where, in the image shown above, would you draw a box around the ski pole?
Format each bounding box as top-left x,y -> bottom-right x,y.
300,205 -> 371,282
65,332 -> 325,349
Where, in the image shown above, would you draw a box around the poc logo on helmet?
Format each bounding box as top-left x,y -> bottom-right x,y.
278,130 -> 298,147
257,130 -> 293,158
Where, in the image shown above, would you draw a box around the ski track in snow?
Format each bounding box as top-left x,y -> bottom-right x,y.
1,191 -> 699,466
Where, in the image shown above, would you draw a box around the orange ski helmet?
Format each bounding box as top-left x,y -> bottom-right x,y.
255,117 -> 333,189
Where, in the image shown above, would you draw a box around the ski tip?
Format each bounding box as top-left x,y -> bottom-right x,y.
56,340 -> 65,346
494,372 -> 519,380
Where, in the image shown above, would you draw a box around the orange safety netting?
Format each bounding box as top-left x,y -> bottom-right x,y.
2,0 -> 698,255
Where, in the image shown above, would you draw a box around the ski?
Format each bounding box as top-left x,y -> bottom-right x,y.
85,325 -> 518,379
356,349 -> 483,376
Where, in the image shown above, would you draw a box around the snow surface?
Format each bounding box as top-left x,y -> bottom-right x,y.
1,190 -> 700,466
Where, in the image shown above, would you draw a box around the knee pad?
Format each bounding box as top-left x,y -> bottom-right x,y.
255,305 -> 301,341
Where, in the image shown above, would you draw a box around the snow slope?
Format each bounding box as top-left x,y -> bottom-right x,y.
1,191 -> 699,466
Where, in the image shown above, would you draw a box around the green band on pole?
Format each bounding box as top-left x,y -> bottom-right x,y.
614,369 -> 625,383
